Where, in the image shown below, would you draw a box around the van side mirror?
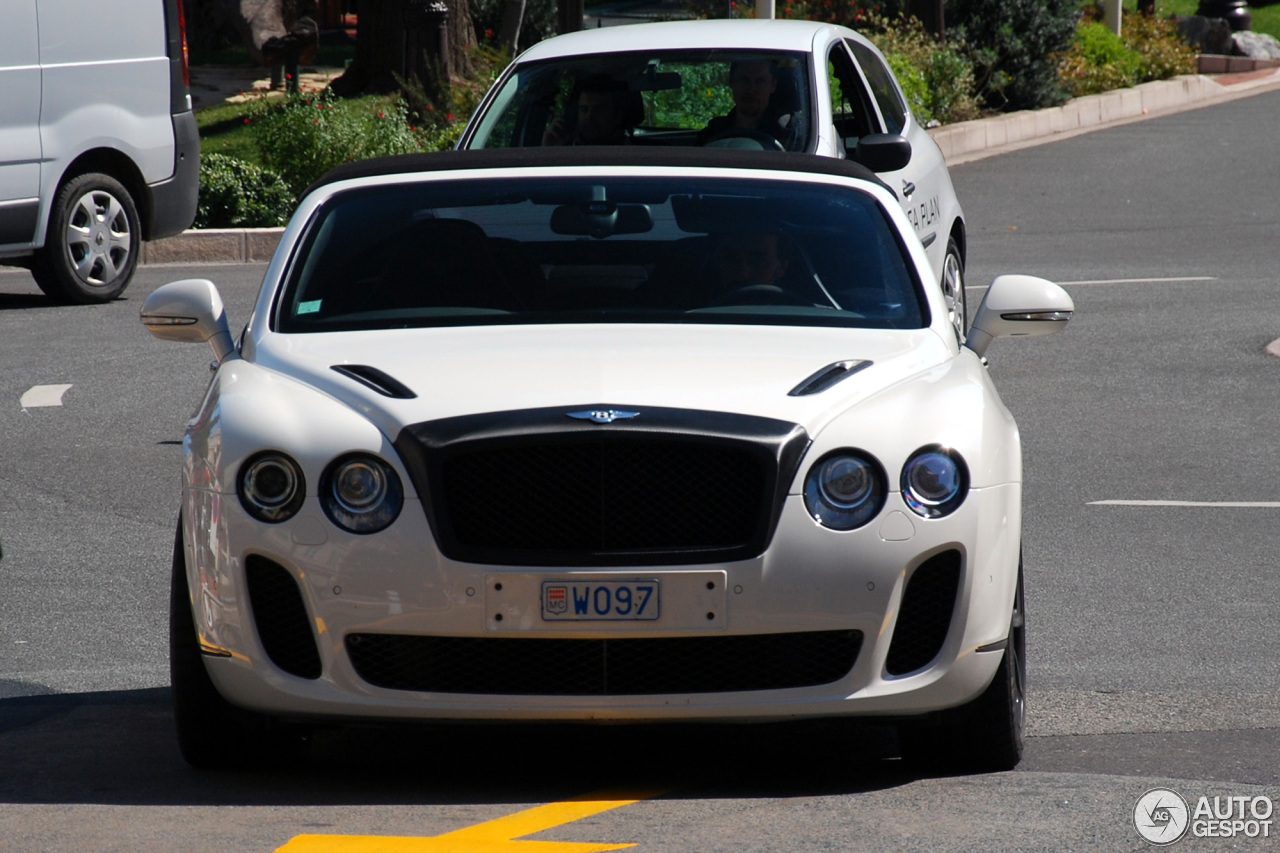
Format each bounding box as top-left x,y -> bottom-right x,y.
965,275 -> 1074,358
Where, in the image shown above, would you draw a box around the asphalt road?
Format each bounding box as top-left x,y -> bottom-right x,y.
3,89 -> 1280,852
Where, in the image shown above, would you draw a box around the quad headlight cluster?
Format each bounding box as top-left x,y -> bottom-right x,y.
237,451 -> 403,534
804,445 -> 969,530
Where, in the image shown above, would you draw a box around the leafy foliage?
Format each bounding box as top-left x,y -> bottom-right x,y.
945,0 -> 1080,111
471,0 -> 557,53
647,62 -> 737,128
863,15 -> 982,125
248,89 -> 433,195
396,45 -> 507,143
1057,10 -> 1197,97
195,153 -> 293,229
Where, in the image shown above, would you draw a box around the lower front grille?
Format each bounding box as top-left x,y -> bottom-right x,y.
885,550 -> 962,676
245,555 -> 322,680
345,630 -> 862,695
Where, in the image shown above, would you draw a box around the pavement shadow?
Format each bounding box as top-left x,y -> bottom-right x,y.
0,688 -> 920,808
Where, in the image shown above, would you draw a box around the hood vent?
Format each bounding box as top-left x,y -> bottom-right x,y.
788,360 -> 872,397
331,364 -> 418,399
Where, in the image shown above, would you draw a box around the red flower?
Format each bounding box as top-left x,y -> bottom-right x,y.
447,112 -> 454,121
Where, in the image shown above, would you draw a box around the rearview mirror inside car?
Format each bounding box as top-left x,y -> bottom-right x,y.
551,202 -> 654,238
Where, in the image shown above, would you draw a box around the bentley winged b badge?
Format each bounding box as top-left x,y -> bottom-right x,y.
567,409 -> 640,424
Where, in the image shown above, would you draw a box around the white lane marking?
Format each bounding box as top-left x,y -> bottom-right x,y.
20,384 -> 73,409
1090,500 -> 1280,507
1057,276 -> 1217,286
966,276 -> 1216,292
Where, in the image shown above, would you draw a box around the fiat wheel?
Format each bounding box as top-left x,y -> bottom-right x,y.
941,237 -> 966,344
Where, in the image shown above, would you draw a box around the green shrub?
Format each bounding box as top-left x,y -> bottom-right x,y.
865,15 -> 983,125
396,45 -> 506,144
1057,10 -> 1197,97
1121,12 -> 1198,82
249,89 -> 431,195
195,153 -> 294,229
946,0 -> 1080,111
784,0 -> 903,26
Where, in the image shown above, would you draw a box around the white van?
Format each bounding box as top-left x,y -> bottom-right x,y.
0,0 -> 200,303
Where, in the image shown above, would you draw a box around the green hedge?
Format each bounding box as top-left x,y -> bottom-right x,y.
195,153 -> 293,229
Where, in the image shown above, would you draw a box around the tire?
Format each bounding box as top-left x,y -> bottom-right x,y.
169,519 -> 300,769
899,560 -> 1026,773
940,237 -> 967,345
32,173 -> 140,304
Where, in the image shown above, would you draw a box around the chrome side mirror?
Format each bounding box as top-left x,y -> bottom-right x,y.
965,274 -> 1074,358
140,279 -> 238,364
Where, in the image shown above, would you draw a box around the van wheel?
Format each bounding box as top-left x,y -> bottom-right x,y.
33,173 -> 140,304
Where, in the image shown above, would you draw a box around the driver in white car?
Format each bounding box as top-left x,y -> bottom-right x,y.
711,232 -> 791,293
696,59 -> 798,149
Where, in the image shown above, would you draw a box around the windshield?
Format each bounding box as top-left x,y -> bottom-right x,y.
464,50 -> 813,153
276,176 -> 927,333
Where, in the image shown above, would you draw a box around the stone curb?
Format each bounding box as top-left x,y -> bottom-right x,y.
141,227 -> 284,266
927,68 -> 1280,166
143,68 -> 1280,266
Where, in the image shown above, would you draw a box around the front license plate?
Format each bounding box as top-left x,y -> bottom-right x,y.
541,580 -> 660,621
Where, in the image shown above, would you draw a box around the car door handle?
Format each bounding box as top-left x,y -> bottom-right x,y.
902,180 -> 916,200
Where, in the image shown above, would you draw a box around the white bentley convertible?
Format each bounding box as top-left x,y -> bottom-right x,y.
143,148 -> 1072,771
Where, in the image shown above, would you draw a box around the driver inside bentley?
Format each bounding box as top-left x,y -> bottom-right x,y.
696,59 -> 798,150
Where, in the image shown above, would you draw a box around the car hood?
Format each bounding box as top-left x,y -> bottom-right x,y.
252,323 -> 955,439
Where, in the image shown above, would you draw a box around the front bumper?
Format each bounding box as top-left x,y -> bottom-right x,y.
182,482 -> 1021,723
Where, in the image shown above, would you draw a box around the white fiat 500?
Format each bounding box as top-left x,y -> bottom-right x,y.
458,19 -> 968,340
143,148 -> 1071,772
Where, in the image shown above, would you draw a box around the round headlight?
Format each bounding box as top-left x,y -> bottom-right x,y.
238,452 -> 306,523
901,446 -> 969,518
804,451 -> 887,530
320,454 -> 403,534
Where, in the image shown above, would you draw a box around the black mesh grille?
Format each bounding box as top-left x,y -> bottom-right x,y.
245,555 -> 322,680
885,550 -> 962,676
345,630 -> 862,695
443,440 -> 764,553
394,406 -> 810,567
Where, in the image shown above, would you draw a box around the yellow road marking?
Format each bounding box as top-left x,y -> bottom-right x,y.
276,789 -> 666,853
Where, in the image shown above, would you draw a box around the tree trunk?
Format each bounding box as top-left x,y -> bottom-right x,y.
331,0 -> 476,95
446,0 -> 477,78
497,0 -> 525,57
557,0 -> 583,34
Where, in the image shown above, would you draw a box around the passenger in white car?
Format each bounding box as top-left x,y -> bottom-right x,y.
542,76 -> 641,146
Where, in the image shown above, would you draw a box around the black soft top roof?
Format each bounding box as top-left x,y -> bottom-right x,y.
302,147 -> 891,200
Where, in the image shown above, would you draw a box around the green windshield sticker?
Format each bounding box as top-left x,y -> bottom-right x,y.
297,300 -> 322,315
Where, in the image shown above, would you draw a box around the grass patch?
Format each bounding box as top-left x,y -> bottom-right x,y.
1111,0 -> 1280,40
196,100 -> 261,161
